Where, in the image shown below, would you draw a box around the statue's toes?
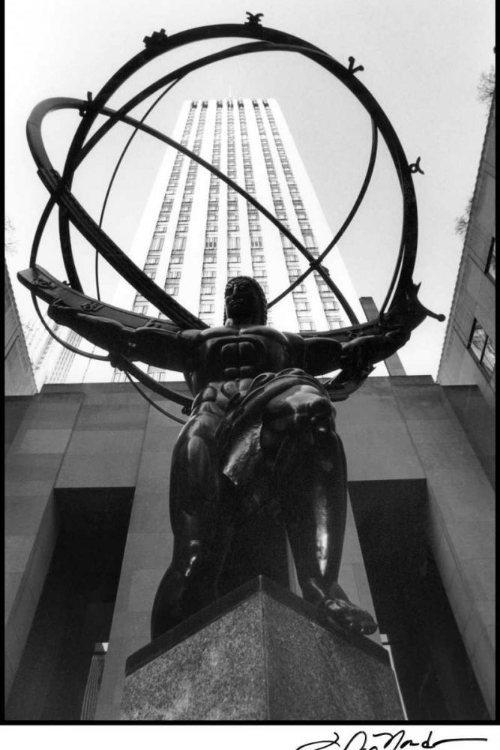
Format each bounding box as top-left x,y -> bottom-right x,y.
321,599 -> 378,636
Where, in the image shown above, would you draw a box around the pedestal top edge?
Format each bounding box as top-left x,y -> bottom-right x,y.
125,576 -> 388,676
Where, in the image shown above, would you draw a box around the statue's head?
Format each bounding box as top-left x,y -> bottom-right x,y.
224,276 -> 268,325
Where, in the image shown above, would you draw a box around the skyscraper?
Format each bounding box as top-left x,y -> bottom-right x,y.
49,99 -> 370,384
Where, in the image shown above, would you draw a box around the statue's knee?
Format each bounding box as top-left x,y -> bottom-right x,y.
261,393 -> 335,455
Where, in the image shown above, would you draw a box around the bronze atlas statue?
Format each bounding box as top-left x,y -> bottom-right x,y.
18,16 -> 444,642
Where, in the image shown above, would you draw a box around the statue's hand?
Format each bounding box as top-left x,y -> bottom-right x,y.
382,323 -> 410,348
340,336 -> 378,371
340,325 -> 409,370
48,299 -> 78,326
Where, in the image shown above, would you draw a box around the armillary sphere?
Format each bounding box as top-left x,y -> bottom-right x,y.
18,15 -> 444,423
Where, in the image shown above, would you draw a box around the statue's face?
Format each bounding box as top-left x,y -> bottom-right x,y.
224,279 -> 262,323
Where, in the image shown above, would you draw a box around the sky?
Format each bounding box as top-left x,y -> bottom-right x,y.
5,0 -> 495,377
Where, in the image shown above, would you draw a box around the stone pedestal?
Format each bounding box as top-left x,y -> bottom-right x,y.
121,576 -> 404,720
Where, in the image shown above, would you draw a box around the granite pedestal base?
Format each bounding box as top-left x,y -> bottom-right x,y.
121,576 -> 404,721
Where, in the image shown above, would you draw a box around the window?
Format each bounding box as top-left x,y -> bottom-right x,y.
133,305 -> 148,314
299,320 -> 315,331
150,237 -> 164,252
167,271 -> 181,279
228,236 -> 240,250
324,301 -> 339,311
468,320 -> 495,378
149,371 -> 167,382
145,257 -> 159,266
486,237 -> 496,281
201,286 -> 216,296
200,304 -> 215,314
296,301 -> 310,312
228,254 -> 241,264
165,286 -> 178,296
173,237 -> 186,251
328,319 -> 343,330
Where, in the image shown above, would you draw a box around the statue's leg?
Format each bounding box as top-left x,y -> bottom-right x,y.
151,413 -> 233,640
261,385 -> 377,636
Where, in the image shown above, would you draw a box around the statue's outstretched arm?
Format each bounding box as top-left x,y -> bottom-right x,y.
47,300 -> 191,371
303,336 -> 344,376
302,325 -> 410,378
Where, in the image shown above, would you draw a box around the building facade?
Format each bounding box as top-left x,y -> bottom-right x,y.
5,261 -> 37,396
5,377 -> 494,720
437,98 -> 495,409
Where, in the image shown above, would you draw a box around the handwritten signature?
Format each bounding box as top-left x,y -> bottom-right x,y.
296,730 -> 488,750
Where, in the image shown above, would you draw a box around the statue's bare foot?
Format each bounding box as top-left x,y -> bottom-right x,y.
318,596 -> 378,636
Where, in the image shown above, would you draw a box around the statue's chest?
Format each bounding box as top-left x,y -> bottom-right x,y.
220,339 -> 263,379
203,332 -> 288,380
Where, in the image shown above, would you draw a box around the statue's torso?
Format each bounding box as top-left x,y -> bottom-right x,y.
183,324 -> 303,395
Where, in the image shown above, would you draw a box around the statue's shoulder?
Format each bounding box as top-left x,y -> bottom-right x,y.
242,325 -> 291,344
282,330 -> 304,345
281,330 -> 305,361
190,325 -> 236,342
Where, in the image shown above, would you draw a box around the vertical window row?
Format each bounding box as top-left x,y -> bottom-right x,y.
264,102 -> 344,331
226,104 -> 241,279
485,236 -> 496,282
468,320 -> 495,379
239,102 -> 268,296
198,104 -> 223,325
163,102 -> 208,301
147,103 -> 204,381
140,105 -> 197,317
